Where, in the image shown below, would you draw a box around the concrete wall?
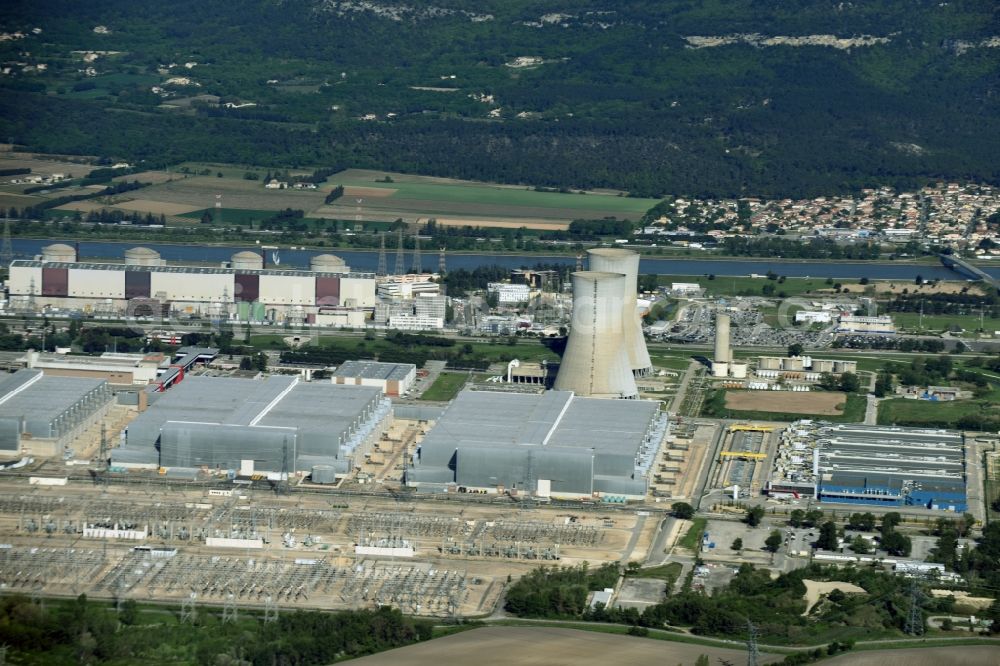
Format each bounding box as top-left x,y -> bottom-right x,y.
68,268 -> 125,299
150,272 -> 234,303
259,275 -> 316,305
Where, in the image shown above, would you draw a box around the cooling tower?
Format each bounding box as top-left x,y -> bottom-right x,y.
554,271 -> 638,399
714,312 -> 731,364
587,247 -> 653,377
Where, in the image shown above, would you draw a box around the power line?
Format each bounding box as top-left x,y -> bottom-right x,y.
905,581 -> 924,636
376,232 -> 387,277
411,231 -> 422,274
745,618 -> 759,666
394,228 -> 405,276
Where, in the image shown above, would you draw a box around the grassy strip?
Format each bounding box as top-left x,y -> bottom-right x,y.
419,372 -> 470,401
677,518 -> 708,550
635,562 -> 683,589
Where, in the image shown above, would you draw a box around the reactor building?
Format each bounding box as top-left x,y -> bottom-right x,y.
111,375 -> 391,478
405,388 -> 668,499
6,245 -> 377,325
586,248 -> 653,378
554,271 -> 639,399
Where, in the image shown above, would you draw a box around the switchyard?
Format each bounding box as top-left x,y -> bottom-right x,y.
0,477 -> 655,616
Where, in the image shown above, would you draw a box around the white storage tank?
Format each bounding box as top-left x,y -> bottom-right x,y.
125,247 -> 162,266
311,465 -> 337,484
41,243 -> 77,263
729,362 -> 748,379
231,250 -> 264,270
310,253 -> 348,273
711,361 -> 729,378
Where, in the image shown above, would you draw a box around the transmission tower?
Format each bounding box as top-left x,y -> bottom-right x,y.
411,231 -> 422,274
394,228 -> 405,276
0,219 -> 12,269
575,253 -> 584,272
745,619 -> 759,666
264,595 -> 279,623
438,247 -> 446,275
276,439 -> 290,496
904,582 -> 924,636
180,593 -> 197,623
222,593 -> 238,623
376,232 -> 387,277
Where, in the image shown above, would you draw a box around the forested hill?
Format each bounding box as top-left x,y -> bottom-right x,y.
1,0 -> 998,198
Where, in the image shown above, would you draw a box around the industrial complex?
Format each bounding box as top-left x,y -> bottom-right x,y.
7,244 -> 376,325
768,422 -> 968,511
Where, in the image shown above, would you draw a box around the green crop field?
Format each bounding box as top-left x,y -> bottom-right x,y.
878,394 -> 998,427
657,274 -> 859,298
890,312 -> 996,335
332,169 -> 660,215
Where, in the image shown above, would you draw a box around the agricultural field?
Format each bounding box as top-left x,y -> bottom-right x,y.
890,312 -> 996,336
314,168 -> 661,227
724,390 -> 847,416
877,394 -> 997,427
348,626 -> 778,666
704,390 -> 866,423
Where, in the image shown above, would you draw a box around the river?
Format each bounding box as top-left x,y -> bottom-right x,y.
12,239 -> 1000,281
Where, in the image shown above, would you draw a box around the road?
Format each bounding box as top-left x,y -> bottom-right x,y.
668,359 -> 701,413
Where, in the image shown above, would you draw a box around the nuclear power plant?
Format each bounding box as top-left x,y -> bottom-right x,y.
586,248 -> 653,377
554,271 -> 638,399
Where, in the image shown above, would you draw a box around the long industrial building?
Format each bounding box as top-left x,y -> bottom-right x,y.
6,245 -> 376,325
0,369 -> 114,457
405,389 -> 667,499
767,422 -> 967,511
112,375 -> 391,477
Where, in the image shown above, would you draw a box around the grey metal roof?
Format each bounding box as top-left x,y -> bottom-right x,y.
0,370 -> 106,423
333,360 -> 415,381
11,259 -> 373,279
115,375 -> 383,470
410,388 -> 660,494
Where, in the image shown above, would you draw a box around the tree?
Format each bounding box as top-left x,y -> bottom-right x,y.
804,509 -> 824,527
838,372 -> 860,393
671,502 -> 694,520
745,505 -> 765,527
816,521 -> 839,551
764,530 -> 782,553
731,537 -> 743,552
881,530 -> 912,557
787,343 -> 804,357
881,512 -> 902,534
789,509 -> 805,527
849,535 -> 870,554
846,512 -> 876,532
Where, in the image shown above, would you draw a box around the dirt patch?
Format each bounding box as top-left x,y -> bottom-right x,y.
107,199 -> 201,215
823,647 -> 998,666
113,170 -> 177,185
802,579 -> 865,614
725,391 -> 846,415
347,626 -> 781,665
343,186 -> 398,198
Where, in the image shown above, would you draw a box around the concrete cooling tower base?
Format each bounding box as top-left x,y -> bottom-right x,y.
554,271 -> 638,399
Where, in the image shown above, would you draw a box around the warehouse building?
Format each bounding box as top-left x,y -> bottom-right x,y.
405,389 -> 668,499
767,422 -> 966,511
19,350 -> 165,386
332,360 -> 416,397
112,376 -> 391,477
0,369 -> 114,457
6,247 -> 376,325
